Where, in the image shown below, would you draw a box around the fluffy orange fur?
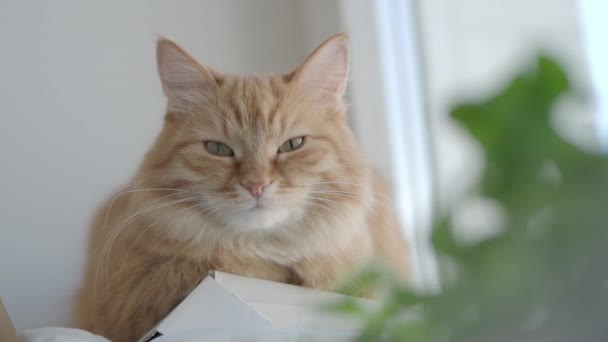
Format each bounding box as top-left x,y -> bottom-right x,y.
74,34 -> 408,341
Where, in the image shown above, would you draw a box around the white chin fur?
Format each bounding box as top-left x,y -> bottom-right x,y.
222,207 -> 292,231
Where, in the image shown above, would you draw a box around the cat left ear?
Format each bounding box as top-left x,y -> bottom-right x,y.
156,38 -> 219,110
291,33 -> 350,105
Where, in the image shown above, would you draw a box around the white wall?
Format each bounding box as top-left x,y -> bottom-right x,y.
0,0 -> 311,329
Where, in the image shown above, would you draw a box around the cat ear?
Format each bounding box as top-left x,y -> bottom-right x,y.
156,38 -> 218,107
291,33 -> 350,104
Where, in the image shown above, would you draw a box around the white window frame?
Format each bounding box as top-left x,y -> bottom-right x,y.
339,0 -> 439,292
578,0 -> 608,151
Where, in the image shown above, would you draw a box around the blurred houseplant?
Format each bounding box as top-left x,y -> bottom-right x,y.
340,56 -> 608,341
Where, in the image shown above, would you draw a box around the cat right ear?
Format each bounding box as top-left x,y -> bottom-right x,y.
290,33 -> 350,106
156,39 -> 218,109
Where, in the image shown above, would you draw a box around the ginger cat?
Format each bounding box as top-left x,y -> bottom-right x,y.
74,34 -> 408,341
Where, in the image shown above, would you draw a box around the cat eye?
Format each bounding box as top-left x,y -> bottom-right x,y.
278,137 -> 305,153
204,141 -> 234,157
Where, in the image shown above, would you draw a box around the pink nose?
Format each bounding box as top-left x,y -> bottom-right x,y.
241,180 -> 272,199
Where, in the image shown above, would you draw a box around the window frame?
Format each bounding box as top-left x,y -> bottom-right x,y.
578,0 -> 608,151
339,0 -> 439,292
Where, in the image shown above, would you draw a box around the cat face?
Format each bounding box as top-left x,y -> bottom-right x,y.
145,35 -> 369,233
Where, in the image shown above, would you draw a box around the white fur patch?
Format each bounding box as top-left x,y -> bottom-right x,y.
221,207 -> 292,231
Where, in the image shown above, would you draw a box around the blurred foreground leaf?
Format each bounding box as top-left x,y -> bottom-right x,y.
342,56 -> 608,341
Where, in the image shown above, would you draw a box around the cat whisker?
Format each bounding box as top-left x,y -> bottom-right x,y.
305,190 -> 360,197
95,191 -> 187,299
311,180 -> 399,203
96,195 -> 204,297
99,192 -> 186,272
288,184 -> 400,215
103,196 -> 206,278
102,188 -> 191,236
292,198 -> 340,216
298,194 -> 399,228
118,201 -> 205,273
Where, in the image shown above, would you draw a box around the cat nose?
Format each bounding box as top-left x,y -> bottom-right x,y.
241,180 -> 272,199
